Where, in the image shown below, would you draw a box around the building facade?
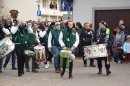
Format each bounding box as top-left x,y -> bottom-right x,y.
3,0 -> 67,21
73,0 -> 130,24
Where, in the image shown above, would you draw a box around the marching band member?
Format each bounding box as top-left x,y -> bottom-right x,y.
59,21 -> 79,79
39,22 -> 51,69
96,21 -> 113,75
25,21 -> 40,73
3,19 -> 17,70
48,22 -> 62,73
0,19 -> 10,73
11,20 -> 33,76
80,22 -> 96,67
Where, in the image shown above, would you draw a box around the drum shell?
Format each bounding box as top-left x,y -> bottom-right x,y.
34,45 -> 46,64
84,44 -> 107,59
0,37 -> 15,58
60,50 -> 72,67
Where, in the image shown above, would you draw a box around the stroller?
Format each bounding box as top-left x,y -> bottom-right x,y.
112,41 -> 125,63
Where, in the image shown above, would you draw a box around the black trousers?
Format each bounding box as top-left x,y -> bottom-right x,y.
97,57 -> 110,71
43,44 -> 53,64
83,56 -> 94,65
62,58 -> 73,75
25,46 -> 36,70
15,44 -> 27,74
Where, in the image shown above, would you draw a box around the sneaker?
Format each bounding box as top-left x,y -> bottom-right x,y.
45,64 -> 48,69
118,60 -> 121,64
47,61 -> 50,67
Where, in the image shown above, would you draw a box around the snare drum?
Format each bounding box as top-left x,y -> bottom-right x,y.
84,44 -> 107,59
60,50 -> 72,67
34,45 -> 46,64
0,37 -> 15,58
24,50 -> 34,58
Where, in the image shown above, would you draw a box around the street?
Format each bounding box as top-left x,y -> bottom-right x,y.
0,58 -> 130,86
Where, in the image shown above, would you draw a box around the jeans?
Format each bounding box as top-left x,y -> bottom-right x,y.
52,46 -> 61,68
4,50 -> 16,68
0,58 -> 3,69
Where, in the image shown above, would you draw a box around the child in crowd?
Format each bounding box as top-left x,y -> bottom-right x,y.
123,35 -> 130,63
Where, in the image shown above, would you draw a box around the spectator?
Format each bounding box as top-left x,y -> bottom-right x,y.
50,2 -> 53,9
60,21 -> 66,29
75,22 -> 83,56
120,24 -> 129,36
113,27 -> 126,63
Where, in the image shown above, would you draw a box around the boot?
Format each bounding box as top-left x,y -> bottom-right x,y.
60,71 -> 64,77
0,69 -> 2,73
106,69 -> 111,75
3,63 -> 7,68
90,59 -> 96,67
69,73 -> 73,79
84,63 -> 87,67
98,69 -> 102,74
12,67 -> 17,70
55,68 -> 60,73
90,64 -> 96,67
32,70 -> 38,73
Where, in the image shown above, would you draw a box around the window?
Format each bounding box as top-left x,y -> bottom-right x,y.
43,0 -> 47,8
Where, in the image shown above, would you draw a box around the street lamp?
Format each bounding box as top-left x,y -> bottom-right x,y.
36,0 -> 40,23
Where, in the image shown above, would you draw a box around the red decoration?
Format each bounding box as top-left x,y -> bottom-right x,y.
89,23 -> 92,28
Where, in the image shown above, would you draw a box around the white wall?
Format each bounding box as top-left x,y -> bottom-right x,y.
4,0 -> 38,21
73,0 -> 130,24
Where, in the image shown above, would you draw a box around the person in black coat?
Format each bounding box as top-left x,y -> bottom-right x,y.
96,21 -> 113,75
80,22 -> 96,67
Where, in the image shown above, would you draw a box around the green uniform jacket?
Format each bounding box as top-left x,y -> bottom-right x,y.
62,29 -> 76,48
27,28 -> 36,47
51,29 -> 61,47
12,27 -> 28,45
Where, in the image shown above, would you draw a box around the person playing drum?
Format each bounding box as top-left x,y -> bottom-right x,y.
48,22 -> 62,73
39,22 -> 53,69
96,21 -> 113,75
25,21 -> 41,73
80,22 -> 96,67
59,20 -> 79,79
0,19 -> 10,73
11,20 -> 34,77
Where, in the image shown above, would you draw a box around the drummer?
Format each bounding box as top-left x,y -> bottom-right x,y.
0,19 -> 10,73
96,20 -> 113,75
11,20 -> 34,77
59,20 -> 79,79
25,21 -> 41,73
80,22 -> 96,67
48,22 -> 62,73
39,22 -> 52,69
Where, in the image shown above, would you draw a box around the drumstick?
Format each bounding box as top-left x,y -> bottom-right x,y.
49,51 -> 55,57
